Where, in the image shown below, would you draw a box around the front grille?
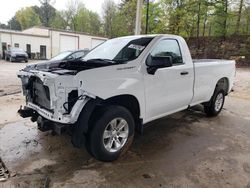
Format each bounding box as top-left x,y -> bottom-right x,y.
16,55 -> 25,58
31,77 -> 51,110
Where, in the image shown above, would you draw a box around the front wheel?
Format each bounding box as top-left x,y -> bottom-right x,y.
204,89 -> 225,117
87,105 -> 135,162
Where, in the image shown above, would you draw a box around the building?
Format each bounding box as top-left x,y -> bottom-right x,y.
0,26 -> 107,60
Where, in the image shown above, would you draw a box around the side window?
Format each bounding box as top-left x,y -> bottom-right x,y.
151,39 -> 183,65
69,51 -> 85,60
74,51 -> 85,59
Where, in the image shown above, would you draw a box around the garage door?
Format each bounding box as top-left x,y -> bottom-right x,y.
60,35 -> 79,52
91,38 -> 105,49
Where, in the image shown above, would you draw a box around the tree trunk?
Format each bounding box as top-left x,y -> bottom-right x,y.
222,0 -> 228,39
202,5 -> 208,37
235,0 -> 244,34
196,1 -> 201,49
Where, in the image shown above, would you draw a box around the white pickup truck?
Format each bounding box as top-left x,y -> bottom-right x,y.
17,35 -> 235,161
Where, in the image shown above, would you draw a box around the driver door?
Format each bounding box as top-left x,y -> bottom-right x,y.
144,39 -> 194,122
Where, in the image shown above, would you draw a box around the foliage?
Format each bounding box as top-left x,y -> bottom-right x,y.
2,0 -> 250,39
7,16 -> 22,30
15,7 -> 41,30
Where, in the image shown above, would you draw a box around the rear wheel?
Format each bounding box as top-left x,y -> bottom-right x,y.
86,105 -> 135,162
204,89 -> 225,117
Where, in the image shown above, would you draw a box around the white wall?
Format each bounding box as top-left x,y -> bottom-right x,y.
50,30 -> 106,58
22,27 -> 49,36
0,32 -> 50,58
0,27 -> 107,59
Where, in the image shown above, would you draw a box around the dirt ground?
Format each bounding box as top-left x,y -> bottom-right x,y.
0,60 -> 250,188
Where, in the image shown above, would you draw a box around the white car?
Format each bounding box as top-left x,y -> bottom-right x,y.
17,34 -> 235,161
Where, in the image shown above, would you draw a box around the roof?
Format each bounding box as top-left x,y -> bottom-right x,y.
23,26 -> 107,40
0,28 -> 49,38
0,26 -> 107,40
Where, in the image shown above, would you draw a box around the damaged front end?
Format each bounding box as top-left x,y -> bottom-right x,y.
17,69 -> 95,132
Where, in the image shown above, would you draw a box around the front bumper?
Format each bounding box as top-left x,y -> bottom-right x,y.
17,70 -> 93,124
25,99 -> 90,124
12,56 -> 28,61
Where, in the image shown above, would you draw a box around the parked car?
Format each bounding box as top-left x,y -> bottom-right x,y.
17,34 -> 235,162
23,49 -> 89,70
5,48 -> 28,62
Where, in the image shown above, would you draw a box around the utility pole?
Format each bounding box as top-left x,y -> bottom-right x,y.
135,0 -> 143,35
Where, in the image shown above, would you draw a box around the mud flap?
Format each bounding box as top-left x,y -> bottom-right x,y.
71,98 -> 102,148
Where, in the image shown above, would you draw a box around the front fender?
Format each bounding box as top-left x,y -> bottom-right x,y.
74,64 -> 145,119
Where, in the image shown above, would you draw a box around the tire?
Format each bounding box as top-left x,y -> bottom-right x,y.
86,105 -> 135,162
204,89 -> 225,117
25,60 -> 28,63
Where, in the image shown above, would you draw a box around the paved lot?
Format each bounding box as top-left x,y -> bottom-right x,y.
0,60 -> 250,188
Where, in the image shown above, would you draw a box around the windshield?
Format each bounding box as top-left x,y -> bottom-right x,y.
82,36 -> 153,63
11,48 -> 24,52
50,51 -> 72,61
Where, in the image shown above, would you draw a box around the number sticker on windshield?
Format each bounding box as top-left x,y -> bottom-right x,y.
128,44 -> 145,51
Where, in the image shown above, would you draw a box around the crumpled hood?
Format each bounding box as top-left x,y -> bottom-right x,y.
24,60 -> 63,71
22,59 -> 123,75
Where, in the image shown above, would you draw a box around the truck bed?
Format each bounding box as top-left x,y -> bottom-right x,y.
193,59 -> 233,63
191,59 -> 235,106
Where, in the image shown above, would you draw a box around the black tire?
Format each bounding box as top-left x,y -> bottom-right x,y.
86,105 -> 135,162
204,89 -> 225,117
25,60 -> 28,63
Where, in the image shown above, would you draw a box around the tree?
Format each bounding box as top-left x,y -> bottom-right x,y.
102,0 -> 117,37
141,2 -> 166,34
235,0 -> 244,34
37,0 -> 56,27
15,7 -> 41,29
62,1 -> 102,35
0,23 -> 8,29
50,11 -> 68,29
7,16 -> 22,30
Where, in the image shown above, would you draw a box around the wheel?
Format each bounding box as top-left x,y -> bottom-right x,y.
10,57 -> 13,62
87,105 -> 135,162
204,89 -> 225,117
25,60 -> 28,63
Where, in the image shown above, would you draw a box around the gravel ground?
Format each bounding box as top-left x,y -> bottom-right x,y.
0,61 -> 250,188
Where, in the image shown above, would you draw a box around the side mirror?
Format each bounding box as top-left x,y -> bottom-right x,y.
146,55 -> 173,75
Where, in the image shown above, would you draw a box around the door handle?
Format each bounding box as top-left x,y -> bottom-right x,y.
180,71 -> 189,75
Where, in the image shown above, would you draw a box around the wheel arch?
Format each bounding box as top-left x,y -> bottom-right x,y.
72,94 -> 142,148
215,77 -> 229,95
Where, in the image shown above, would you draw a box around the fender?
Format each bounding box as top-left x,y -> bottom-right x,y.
74,61 -> 146,120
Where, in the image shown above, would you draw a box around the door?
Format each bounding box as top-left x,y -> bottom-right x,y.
2,43 -> 6,59
26,44 -> 31,58
144,39 -> 194,121
60,35 -> 78,52
40,45 -> 46,59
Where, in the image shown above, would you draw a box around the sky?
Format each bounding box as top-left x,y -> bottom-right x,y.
0,0 -> 121,24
